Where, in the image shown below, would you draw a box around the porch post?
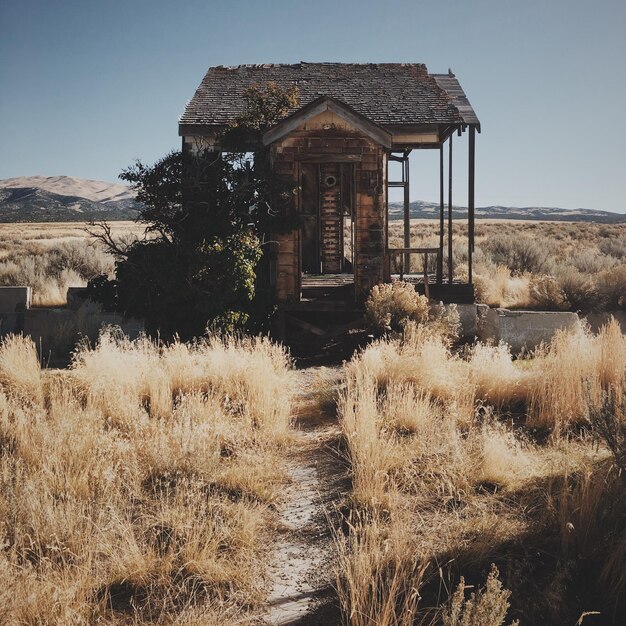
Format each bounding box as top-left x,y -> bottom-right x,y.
437,144 -> 444,284
403,151 -> 411,274
447,133 -> 453,285
468,125 -> 476,284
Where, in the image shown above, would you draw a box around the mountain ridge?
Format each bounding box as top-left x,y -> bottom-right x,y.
0,176 -> 623,223
388,200 -> 626,224
0,176 -> 141,222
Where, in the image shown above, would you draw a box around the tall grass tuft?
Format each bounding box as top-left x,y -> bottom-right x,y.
336,315 -> 626,622
335,519 -> 429,626
0,333 -> 43,403
0,330 -> 294,624
529,319 -> 626,433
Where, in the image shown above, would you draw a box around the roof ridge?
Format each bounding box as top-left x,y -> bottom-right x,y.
216,62 -> 428,70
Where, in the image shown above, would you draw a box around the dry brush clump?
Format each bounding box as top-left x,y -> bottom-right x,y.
335,318 -> 626,624
444,565 -> 519,626
528,319 -> 626,433
0,330 -> 295,624
388,220 -> 626,312
0,222 -> 142,307
365,282 -> 460,340
0,238 -> 113,306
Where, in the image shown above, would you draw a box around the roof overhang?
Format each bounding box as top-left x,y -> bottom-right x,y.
262,96 -> 393,149
431,73 -> 481,131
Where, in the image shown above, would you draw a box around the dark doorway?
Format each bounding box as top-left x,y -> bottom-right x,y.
300,162 -> 354,275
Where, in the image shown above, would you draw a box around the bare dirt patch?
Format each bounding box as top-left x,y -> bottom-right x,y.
265,367 -> 347,625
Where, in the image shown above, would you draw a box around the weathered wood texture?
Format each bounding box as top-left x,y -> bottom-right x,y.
271,117 -> 386,302
319,163 -> 342,273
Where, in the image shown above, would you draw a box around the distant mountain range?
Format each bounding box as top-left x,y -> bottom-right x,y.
0,176 -> 623,224
388,200 -> 626,223
0,176 -> 142,222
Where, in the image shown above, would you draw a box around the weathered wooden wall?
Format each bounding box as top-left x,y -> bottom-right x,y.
270,116 -> 386,302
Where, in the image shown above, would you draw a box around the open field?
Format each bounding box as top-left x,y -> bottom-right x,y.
0,222 -> 142,306
1,219 -> 624,311
0,220 -> 625,624
388,219 -> 626,311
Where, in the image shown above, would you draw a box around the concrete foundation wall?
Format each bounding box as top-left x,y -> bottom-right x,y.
453,304 -> 478,340
477,306 -> 580,352
0,287 -> 32,335
0,286 -> 31,313
2,287 -> 624,363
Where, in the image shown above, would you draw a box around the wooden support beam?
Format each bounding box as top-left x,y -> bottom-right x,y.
438,145 -> 444,285
468,125 -> 476,285
325,317 -> 365,340
295,153 -> 362,163
423,255 -> 430,299
448,133 -> 453,285
403,155 -> 411,274
388,247 -> 440,254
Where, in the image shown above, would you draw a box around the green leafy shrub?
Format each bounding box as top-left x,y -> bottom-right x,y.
88,84 -> 299,338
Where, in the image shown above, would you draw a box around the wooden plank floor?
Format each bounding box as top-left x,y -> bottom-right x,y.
297,274 -> 474,305
300,274 -> 355,304
301,274 -> 354,288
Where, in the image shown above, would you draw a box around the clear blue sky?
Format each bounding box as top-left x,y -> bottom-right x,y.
1,0 -> 625,212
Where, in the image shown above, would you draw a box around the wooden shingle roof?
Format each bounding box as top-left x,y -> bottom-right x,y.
179,63 -> 479,134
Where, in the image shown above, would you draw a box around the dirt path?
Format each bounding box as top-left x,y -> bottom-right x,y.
265,367 -> 346,626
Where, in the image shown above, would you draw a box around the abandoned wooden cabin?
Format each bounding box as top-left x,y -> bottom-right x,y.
179,63 -> 480,332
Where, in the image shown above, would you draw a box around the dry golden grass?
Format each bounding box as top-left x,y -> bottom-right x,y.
1,219 -> 623,311
528,319 -> 626,433
335,319 -> 626,625
335,517 -> 429,626
0,222 -> 141,306
0,330 -> 295,624
389,220 -> 626,311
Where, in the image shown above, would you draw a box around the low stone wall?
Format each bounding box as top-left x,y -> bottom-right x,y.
454,303 -> 479,340
0,286 -> 143,365
448,304 -> 619,352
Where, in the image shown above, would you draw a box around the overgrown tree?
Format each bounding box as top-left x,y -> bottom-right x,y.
88,82 -> 299,338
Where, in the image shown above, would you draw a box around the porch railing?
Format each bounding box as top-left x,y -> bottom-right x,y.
387,247 -> 442,290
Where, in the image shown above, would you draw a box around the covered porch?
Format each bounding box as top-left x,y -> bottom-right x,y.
292,118 -> 479,308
